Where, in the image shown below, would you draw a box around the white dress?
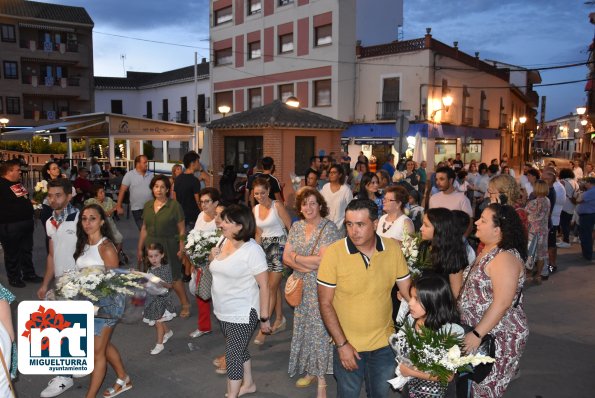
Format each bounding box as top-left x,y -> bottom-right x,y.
377,214 -> 413,242
320,183 -> 353,232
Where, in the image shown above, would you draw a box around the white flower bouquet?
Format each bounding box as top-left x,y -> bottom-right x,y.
32,180 -> 48,209
401,232 -> 431,279
388,323 -> 495,391
55,267 -> 145,302
289,172 -> 302,191
185,229 -> 221,266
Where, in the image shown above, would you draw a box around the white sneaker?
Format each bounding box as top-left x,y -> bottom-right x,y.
189,329 -> 212,338
163,330 -> 173,344
556,241 -> 571,248
40,376 -> 74,397
150,343 -> 165,355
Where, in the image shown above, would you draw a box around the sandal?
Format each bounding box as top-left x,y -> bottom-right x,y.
180,304 -> 191,318
296,374 -> 316,388
271,317 -> 287,335
253,331 -> 265,345
103,375 -> 132,398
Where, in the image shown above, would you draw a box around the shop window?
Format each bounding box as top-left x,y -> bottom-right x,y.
0,25 -> 15,42
434,139 -> 457,165
225,136 -> 263,171
248,0 -> 262,15
214,6 -> 233,26
279,33 -> 293,53
314,24 -> 332,47
249,88 -> 262,109
248,41 -> 261,60
462,139 -> 483,164
314,79 -> 331,107
215,91 -> 234,114
215,48 -> 233,66
278,83 -> 294,103
3,61 -> 18,79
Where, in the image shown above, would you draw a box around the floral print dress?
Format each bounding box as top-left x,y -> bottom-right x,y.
525,196 -> 550,260
458,247 -> 528,398
288,218 -> 341,377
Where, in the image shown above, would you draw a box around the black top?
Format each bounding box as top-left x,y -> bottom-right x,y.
174,173 -> 201,223
0,177 -> 33,223
453,159 -> 464,170
246,172 -> 281,200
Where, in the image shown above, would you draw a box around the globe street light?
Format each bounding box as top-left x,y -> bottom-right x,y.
577,106 -> 587,115
285,96 -> 300,108
519,116 -> 527,162
217,105 -> 231,117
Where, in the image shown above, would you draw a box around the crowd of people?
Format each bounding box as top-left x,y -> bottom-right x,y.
1,149 -> 595,398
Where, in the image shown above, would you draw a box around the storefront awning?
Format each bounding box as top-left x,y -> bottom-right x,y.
342,123 -> 429,143
1,120 -> 84,140
437,125 -> 501,140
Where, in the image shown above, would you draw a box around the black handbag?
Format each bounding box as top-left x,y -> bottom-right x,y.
460,325 -> 496,383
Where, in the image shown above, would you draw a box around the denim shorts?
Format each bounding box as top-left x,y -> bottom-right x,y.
94,294 -> 126,335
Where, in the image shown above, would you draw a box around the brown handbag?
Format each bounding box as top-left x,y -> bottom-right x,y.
284,220 -> 329,307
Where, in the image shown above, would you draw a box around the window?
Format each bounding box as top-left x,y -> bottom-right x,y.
146,101 -> 153,119
278,0 -> 294,6
248,0 -> 262,15
225,136 -> 263,171
111,100 -> 123,114
315,24 -> 332,46
6,97 -> 20,115
162,99 -> 169,121
279,33 -> 294,53
0,97 -> 3,113
378,77 -> 400,119
249,88 -> 262,109
180,96 -> 188,123
197,94 -> 206,123
215,91 -> 234,114
3,62 -> 17,79
248,41 -> 261,60
0,25 -> 15,42
278,84 -> 294,103
314,80 -> 331,106
215,48 -> 233,66
214,6 -> 233,26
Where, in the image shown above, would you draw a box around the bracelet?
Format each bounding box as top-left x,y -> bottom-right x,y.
471,329 -> 482,339
336,340 -> 349,348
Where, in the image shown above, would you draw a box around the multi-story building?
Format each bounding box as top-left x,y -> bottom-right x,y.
0,0 -> 94,128
209,0 -> 403,123
542,113 -> 585,160
94,60 -> 211,164
346,30 -> 540,170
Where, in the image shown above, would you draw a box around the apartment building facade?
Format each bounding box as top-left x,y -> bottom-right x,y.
0,0 -> 94,128
348,31 -> 540,170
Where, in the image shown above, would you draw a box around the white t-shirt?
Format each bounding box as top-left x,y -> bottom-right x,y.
574,167 -> 584,180
254,202 -> 285,238
429,191 -> 473,217
46,212 -> 79,278
561,178 -> 579,214
210,239 -> 268,323
121,169 -> 154,211
377,214 -> 413,242
194,211 -> 217,232
551,181 -> 567,225
320,183 -> 353,230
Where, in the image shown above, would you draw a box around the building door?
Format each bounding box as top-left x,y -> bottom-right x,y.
295,137 -> 315,175
180,96 -> 188,123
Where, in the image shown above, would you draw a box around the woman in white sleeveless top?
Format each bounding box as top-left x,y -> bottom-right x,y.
252,177 -> 292,345
74,204 -> 131,398
377,185 -> 414,244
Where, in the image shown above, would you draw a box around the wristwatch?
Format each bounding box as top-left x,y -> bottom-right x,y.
259,317 -> 269,323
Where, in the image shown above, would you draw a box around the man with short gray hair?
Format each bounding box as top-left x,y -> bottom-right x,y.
115,155 -> 153,229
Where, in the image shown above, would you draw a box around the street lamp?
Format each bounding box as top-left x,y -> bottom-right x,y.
285,96 -> 300,108
0,117 -> 9,153
217,105 -> 231,117
577,106 -> 587,115
430,94 -> 454,121
519,116 -> 527,162
581,119 -> 588,126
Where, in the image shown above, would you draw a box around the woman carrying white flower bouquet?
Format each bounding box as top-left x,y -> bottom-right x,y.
74,204 -> 132,398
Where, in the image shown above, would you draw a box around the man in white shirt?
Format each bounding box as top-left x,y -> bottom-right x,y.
115,155 -> 154,230
543,169 -> 566,276
429,166 -> 473,217
37,178 -> 80,398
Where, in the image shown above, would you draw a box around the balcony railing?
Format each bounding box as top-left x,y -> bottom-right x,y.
23,109 -> 77,120
158,112 -> 170,121
479,109 -> 490,128
462,106 -> 474,125
176,111 -> 189,123
21,75 -> 79,88
499,113 -> 508,129
19,40 -> 79,53
376,101 -> 400,120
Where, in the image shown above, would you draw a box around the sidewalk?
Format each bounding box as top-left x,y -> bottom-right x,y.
2,213 -> 594,398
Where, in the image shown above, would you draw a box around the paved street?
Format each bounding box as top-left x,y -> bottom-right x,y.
2,211 -> 595,398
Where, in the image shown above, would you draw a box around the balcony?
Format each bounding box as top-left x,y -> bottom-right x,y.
462,106 -> 474,125
376,101 -> 400,120
526,90 -> 539,107
158,112 -> 171,121
19,40 -> 79,53
479,109 -> 490,128
176,111 -> 189,123
23,109 -> 80,121
499,113 -> 508,129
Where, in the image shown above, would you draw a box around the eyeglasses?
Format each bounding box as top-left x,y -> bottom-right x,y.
200,199 -> 213,205
329,171 -> 339,175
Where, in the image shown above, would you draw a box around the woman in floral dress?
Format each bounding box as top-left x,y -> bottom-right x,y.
525,180 -> 551,283
283,187 -> 341,398
458,204 -> 529,398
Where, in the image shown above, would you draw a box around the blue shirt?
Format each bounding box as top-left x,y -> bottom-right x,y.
381,162 -> 396,178
577,187 -> 595,214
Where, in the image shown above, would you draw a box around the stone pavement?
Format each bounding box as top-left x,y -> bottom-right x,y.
2,212 -> 594,398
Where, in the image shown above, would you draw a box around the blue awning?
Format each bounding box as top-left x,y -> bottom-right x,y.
342,123 -> 429,143
434,124 -> 501,140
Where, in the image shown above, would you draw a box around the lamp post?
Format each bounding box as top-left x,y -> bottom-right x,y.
218,105 -> 230,118
519,116 -> 527,163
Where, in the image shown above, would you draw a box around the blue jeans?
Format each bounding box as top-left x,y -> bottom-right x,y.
132,209 -> 144,230
578,213 -> 595,260
333,345 -> 394,398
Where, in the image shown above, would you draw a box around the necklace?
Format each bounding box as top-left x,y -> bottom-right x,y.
382,219 -> 395,233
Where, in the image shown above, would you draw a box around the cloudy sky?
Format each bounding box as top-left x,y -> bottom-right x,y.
42,0 -> 594,120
